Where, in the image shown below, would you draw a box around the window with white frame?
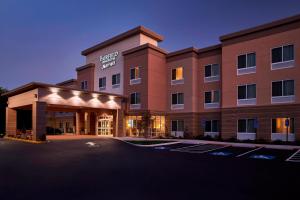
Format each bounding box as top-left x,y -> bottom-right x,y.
205,90 -> 220,104
238,53 -> 256,69
130,66 -> 140,80
238,84 -> 256,99
205,64 -> 220,78
99,77 -> 106,89
172,93 -> 184,105
172,67 -> 183,80
171,120 -> 184,132
238,119 -> 256,133
205,120 -> 219,132
81,80 -> 88,90
130,92 -> 141,105
112,73 -> 120,86
272,45 -> 294,64
272,80 -> 294,97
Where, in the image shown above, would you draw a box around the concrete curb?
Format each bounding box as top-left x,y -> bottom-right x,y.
116,137 -> 300,150
114,138 -> 180,147
4,136 -> 46,144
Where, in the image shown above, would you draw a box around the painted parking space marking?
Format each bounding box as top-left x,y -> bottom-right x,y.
236,147 -> 263,158
250,154 -> 276,160
171,144 -> 206,151
286,149 -> 300,162
172,144 -> 231,154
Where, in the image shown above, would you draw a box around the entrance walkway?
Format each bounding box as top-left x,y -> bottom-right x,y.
47,134 -> 109,141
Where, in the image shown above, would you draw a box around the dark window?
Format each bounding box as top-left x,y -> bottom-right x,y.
238,85 -> 247,99
247,84 -> 256,99
130,93 -> 140,104
112,74 -> 120,85
171,120 -> 184,132
272,45 -> 294,63
212,120 -> 219,132
212,64 -> 220,76
99,77 -> 106,88
172,69 -> 177,80
172,93 -> 184,105
205,121 -> 212,132
205,65 -> 211,77
272,80 -> 294,97
205,92 -> 212,103
238,55 -> 247,69
130,68 -> 135,80
238,53 -> 256,69
238,119 -> 256,133
171,121 -> 177,131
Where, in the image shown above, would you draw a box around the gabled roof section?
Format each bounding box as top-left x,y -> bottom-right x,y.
122,43 -> 167,56
81,26 -> 164,56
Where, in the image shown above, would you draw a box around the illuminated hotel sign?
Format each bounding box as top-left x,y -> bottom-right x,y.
100,51 -> 119,69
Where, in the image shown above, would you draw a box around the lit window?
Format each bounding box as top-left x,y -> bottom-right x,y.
172,67 -> 183,80
130,92 -> 141,105
272,80 -> 294,97
130,67 -> 140,80
171,93 -> 184,105
272,45 -> 294,63
272,118 -> 294,134
238,53 -> 256,69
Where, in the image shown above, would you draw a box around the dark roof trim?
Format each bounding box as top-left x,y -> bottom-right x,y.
56,79 -> 77,86
2,82 -> 127,98
122,43 -> 167,56
220,14 -> 300,42
198,44 -> 222,53
81,26 -> 164,56
76,63 -> 95,72
166,47 -> 198,58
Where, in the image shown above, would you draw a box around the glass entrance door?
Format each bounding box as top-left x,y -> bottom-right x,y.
97,115 -> 113,136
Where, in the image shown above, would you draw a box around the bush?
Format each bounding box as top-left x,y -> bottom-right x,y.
0,133 -> 5,138
46,127 -> 62,135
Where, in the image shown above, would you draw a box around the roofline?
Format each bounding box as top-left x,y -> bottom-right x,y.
81,26 -> 164,56
56,79 -> 77,86
220,14 -> 300,42
166,47 -> 198,58
76,63 -> 95,72
2,82 -> 127,98
122,43 -> 167,56
198,44 -> 222,53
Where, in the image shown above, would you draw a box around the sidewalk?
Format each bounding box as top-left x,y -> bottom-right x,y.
116,137 -> 300,150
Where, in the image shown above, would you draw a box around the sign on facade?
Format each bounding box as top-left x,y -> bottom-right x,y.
100,51 -> 119,69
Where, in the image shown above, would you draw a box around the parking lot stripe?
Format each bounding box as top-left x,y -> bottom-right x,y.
286,149 -> 300,162
171,144 -> 204,151
175,145 -> 231,154
236,147 -> 263,158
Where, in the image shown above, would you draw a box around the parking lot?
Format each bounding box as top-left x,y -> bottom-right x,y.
1,137 -> 300,200
151,142 -> 300,162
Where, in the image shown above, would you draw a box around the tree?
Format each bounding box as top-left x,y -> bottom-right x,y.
0,86 -> 8,136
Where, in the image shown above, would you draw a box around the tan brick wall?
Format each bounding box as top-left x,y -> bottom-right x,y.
5,107 -> 16,137
32,102 -> 47,141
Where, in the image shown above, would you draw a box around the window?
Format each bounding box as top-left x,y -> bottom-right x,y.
130,92 -> 141,105
205,64 -> 220,77
205,120 -> 219,132
272,118 -> 294,134
205,90 -> 220,103
238,119 -> 256,133
81,81 -> 88,90
171,120 -> 184,132
238,53 -> 256,69
171,93 -> 184,105
130,66 -> 140,80
272,80 -> 294,97
112,73 -> 120,85
272,45 -> 294,63
99,77 -> 106,89
172,67 -> 183,80
238,84 -> 256,99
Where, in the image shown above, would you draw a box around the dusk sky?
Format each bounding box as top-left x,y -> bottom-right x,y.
1,0 -> 300,89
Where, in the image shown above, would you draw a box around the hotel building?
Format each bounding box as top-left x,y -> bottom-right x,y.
3,14 -> 300,142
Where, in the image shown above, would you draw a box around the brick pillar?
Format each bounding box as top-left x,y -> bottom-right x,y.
6,107 -> 17,137
75,111 -> 81,135
32,102 -> 47,141
116,109 -> 125,137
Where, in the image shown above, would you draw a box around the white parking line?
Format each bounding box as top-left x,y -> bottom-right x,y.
171,144 -> 204,151
236,147 -> 263,158
175,145 -> 230,154
286,149 -> 300,162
